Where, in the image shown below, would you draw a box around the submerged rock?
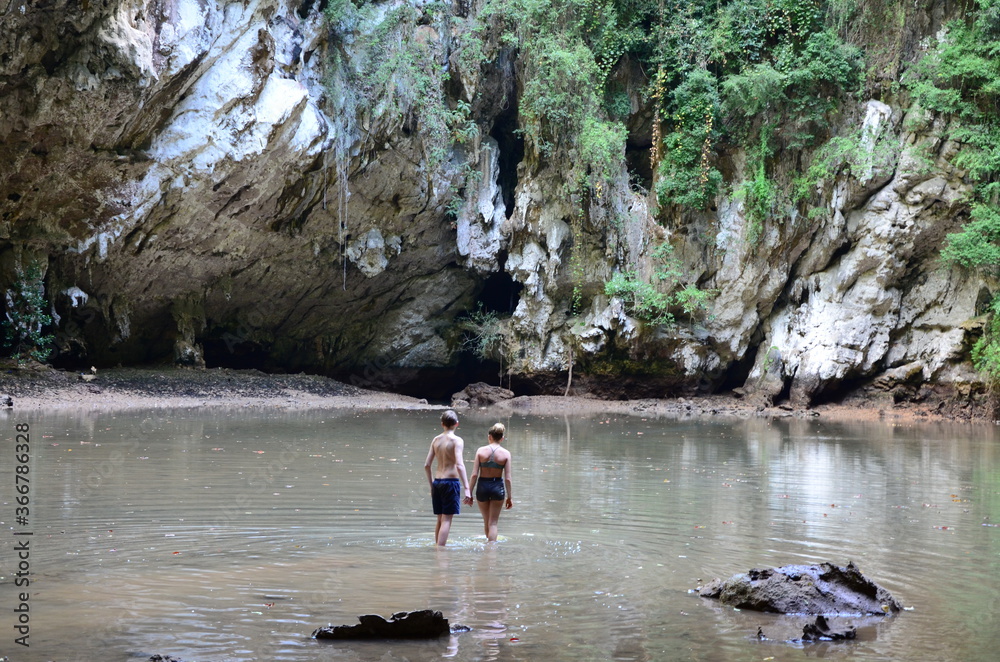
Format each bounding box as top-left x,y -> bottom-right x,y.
757,615 -> 860,644
699,561 -> 902,615
312,609 -> 451,640
800,614 -> 858,641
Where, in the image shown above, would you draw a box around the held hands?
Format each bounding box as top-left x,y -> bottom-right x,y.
463,492 -> 473,506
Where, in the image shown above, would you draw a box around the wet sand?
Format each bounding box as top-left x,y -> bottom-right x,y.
0,364 -> 992,425
0,365 -> 993,423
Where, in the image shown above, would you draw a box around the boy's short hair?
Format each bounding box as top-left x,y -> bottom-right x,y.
441,410 -> 459,427
488,422 -> 505,441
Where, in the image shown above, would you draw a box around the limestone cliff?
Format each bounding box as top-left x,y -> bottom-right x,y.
0,0 -> 991,406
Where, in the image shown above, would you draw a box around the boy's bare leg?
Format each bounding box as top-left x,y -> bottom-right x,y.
436,514 -> 454,546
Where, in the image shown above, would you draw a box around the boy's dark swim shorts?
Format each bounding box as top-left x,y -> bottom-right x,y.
432,478 -> 462,515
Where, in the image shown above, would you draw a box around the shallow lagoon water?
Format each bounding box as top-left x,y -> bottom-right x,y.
2,408 -> 999,661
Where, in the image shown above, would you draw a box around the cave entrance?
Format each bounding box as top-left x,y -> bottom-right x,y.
477,268 -> 522,316
201,332 -> 272,371
338,272 -> 526,403
489,103 -> 523,220
717,340 -> 759,394
447,271 -> 524,394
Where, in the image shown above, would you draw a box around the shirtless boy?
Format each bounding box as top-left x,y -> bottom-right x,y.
424,410 -> 471,546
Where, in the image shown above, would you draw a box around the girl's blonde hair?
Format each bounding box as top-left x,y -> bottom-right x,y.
488,422 -> 505,441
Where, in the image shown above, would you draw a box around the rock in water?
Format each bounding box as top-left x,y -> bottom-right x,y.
313,610 -> 451,640
800,615 -> 857,641
451,382 -> 515,407
698,561 -> 902,615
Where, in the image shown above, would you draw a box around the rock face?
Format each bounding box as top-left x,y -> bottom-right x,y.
698,562 -> 903,616
312,610 -> 451,640
0,0 -> 992,405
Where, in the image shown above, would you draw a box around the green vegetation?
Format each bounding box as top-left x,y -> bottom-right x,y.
658,3 -> 863,214
464,1 -> 864,226
458,304 -> 512,386
604,243 -> 716,327
907,5 -> 1000,252
323,1 -> 477,175
905,0 -> 1000,270
791,108 -> 898,218
735,125 -> 778,244
459,304 -> 505,361
478,0 -> 638,196
973,297 -> 1000,379
3,261 -> 54,364
605,271 -> 676,326
902,0 -> 1000,376
655,69 -> 724,211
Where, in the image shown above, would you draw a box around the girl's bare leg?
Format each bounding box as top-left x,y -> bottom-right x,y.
486,500 -> 503,541
477,499 -> 491,538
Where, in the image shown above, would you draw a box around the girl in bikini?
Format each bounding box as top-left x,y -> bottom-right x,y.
465,422 -> 513,542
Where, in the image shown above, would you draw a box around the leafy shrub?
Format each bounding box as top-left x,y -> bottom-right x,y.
604,242 -> 716,326
940,205 -> 1000,269
605,271 -> 675,326
781,30 -> 862,116
3,261 -> 54,364
580,117 -> 629,188
721,63 -> 788,117
520,34 -> 604,157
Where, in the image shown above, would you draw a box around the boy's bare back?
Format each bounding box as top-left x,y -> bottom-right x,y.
430,431 -> 464,479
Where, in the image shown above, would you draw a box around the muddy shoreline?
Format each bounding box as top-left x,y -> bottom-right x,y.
0,364 -> 994,425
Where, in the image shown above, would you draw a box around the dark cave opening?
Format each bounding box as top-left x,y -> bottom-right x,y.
298,0 -> 326,19
201,334 -> 274,371
393,271 -> 525,402
625,138 -> 653,191
477,267 -> 522,315
717,341 -> 760,394
200,272 -> 527,403
489,105 -> 523,220
411,270 -> 525,401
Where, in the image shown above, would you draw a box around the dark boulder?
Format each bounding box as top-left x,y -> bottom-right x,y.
312,610 -> 451,640
699,561 -> 902,615
452,382 -> 514,407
